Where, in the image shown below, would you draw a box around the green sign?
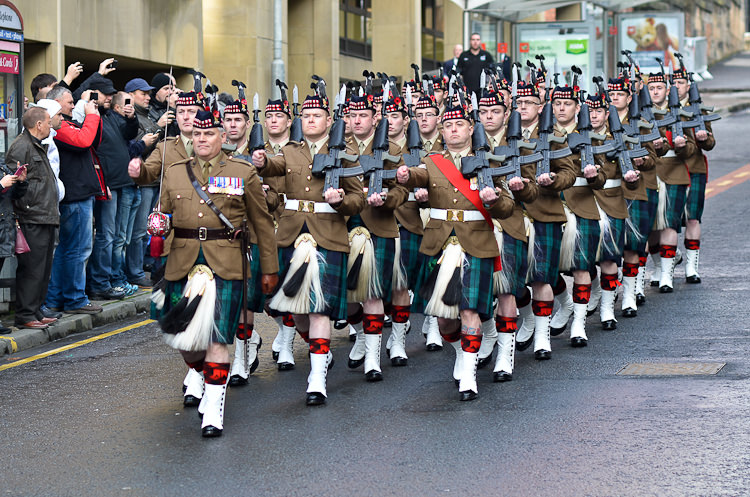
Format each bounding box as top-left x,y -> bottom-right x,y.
566,39 -> 588,55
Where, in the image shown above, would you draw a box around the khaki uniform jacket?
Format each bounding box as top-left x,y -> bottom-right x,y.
684,111 -> 715,174
393,141 -> 424,235
405,150 -> 515,259
143,136 -> 190,182
620,113 -> 657,201
521,126 -> 578,223
136,151 -> 278,281
422,134 -> 444,154
591,133 -> 638,219
263,139 -> 365,252
492,131 -> 540,242
260,141 -> 285,215
654,110 -> 697,186
560,134 -> 607,220
346,137 -> 409,239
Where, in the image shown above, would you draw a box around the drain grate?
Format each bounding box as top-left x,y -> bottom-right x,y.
617,362 -> 725,376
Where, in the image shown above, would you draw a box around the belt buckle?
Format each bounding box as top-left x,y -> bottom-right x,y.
198,227 -> 208,241
447,209 -> 464,222
298,200 -> 314,213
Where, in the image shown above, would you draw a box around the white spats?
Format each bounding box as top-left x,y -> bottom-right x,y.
533,314 -> 551,354
230,338 -> 250,380
600,288 -> 617,324
184,368 -> 204,401
364,333 -> 382,374
276,323 -> 296,367
515,303 -> 535,344
458,351 -> 479,394
569,303 -> 589,342
494,332 -> 516,375
423,315 -> 443,350
307,353 -> 329,397
389,321 -> 409,361
201,382 -> 227,431
685,248 -> 700,279
478,319 -> 498,360
659,254 -> 675,290
550,290 -> 574,330
621,275 -> 637,312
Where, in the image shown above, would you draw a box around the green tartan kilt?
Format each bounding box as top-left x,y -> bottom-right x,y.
664,183 -> 688,233
684,172 -> 706,223
420,250 -> 495,320
499,233 -> 528,298
246,242 -> 266,313
571,216 -> 601,272
398,226 -> 424,291
598,215 -> 625,264
150,251 -> 243,345
371,234 -> 395,303
528,221 -> 563,285
625,187 -> 658,255
275,243 -> 348,321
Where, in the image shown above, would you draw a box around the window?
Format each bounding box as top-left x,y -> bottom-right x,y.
421,0 -> 445,71
340,0 -> 372,60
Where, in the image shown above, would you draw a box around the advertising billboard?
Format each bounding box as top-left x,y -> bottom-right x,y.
618,12 -> 684,75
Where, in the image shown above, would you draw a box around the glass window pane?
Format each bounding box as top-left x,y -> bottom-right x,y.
422,32 -> 435,61
340,10 -> 346,38
424,5 -> 433,30
434,0 -> 444,33
365,17 -> 372,45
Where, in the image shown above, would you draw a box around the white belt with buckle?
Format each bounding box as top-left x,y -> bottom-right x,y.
663,150 -> 677,158
430,208 -> 485,222
603,179 -> 622,189
573,177 -> 592,187
362,187 -> 389,194
285,199 -> 337,214
408,192 -> 417,202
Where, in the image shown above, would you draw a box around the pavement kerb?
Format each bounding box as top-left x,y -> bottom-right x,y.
0,291 -> 151,358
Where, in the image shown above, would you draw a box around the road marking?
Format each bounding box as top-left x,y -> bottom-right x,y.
706,163 -> 750,198
0,335 -> 18,353
0,319 -> 154,372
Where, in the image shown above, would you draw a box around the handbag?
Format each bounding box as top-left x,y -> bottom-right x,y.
14,220 -> 30,255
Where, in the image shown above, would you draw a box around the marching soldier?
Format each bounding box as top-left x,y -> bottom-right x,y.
128,109 -> 278,437
252,86 -> 366,405
673,65 -> 716,284
607,74 -> 660,317
396,101 -> 518,401
513,80 -> 577,360
476,88 -> 539,379
413,91 -> 445,351
647,69 -> 698,292
547,83 -> 606,346
344,91 -> 409,381
220,94 -> 267,385
587,90 -> 641,330
141,91 -> 204,407
383,94 -> 421,366
262,92 -> 299,371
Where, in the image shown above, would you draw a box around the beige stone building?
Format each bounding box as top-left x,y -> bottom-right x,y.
19,0 -> 465,102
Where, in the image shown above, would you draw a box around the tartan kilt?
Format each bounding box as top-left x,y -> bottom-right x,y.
246,242 -> 266,313
528,221 -> 563,285
685,172 -> 707,223
664,183 -> 688,233
598,215 -> 625,264
422,249 -> 495,320
276,243 -> 348,321
398,226 -> 424,290
625,187 -> 658,254
151,251 -> 243,345
499,233 -> 528,298
571,216 -> 600,272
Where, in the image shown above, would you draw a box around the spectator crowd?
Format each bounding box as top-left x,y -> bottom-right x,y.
2,58 -> 177,332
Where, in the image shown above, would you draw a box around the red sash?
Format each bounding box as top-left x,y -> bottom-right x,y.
431,154 -> 502,271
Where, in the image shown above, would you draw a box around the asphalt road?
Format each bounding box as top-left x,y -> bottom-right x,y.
1,110 -> 749,497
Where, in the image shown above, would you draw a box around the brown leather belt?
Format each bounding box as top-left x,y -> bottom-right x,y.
172,227 -> 235,241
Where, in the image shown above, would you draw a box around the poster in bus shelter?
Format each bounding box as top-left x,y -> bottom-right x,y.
514,23 -> 594,93
618,12 -> 684,75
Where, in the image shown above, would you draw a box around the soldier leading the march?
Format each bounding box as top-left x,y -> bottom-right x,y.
128,102 -> 278,437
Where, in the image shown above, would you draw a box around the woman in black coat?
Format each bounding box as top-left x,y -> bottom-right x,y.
0,163 -> 28,333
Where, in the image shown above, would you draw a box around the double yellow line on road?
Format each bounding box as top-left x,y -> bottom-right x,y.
0,319 -> 154,372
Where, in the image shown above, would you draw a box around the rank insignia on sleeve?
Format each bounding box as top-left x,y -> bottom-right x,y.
208,176 -> 244,195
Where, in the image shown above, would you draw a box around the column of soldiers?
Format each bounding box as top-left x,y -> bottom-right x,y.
130,52 -> 717,437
